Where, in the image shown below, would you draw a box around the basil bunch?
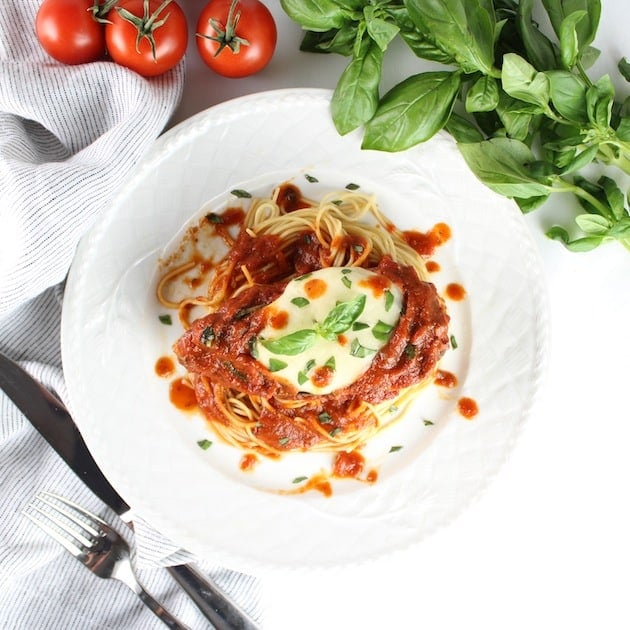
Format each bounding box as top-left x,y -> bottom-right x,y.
280,0 -> 630,252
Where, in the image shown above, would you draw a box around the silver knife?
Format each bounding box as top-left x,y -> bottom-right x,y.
0,351 -> 260,630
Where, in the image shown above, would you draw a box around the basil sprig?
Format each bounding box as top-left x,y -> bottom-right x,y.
280,0 -> 630,252
258,294 -> 366,355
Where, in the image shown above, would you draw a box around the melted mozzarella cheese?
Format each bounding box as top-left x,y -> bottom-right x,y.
255,267 -> 403,394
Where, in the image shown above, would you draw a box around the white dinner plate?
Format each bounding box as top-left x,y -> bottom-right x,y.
61,88 -> 549,573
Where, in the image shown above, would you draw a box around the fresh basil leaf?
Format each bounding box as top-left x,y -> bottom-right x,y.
619,57 -> 630,83
197,439 -> 212,450
542,0 -> 600,54
561,145 -> 598,175
364,8 -> 399,52
280,0 -> 350,32
230,189 -> 251,198
300,28 -> 356,56
384,289 -> 394,311
352,321 -> 369,331
599,176 -> 626,221
515,194 -> 550,213
495,92 -> 537,141
575,213 -> 610,235
546,70 -> 588,123
458,137 -> 555,198
405,0 -> 497,76
331,38 -> 384,135
586,75 -> 614,128
502,53 -> 550,110
319,294 -> 366,339
546,226 -> 604,251
466,75 -> 500,113
516,0 -> 558,70
445,112 -> 485,143
324,356 -> 336,370
558,10 -> 587,69
158,314 -> 172,325
362,71 -> 461,151
260,329 -> 317,355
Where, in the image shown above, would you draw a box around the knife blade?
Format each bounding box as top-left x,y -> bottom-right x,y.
0,351 -> 259,630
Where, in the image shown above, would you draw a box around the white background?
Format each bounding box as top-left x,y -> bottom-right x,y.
174,2 -> 630,628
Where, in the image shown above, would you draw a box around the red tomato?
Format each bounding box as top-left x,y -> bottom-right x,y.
105,0 -> 188,77
196,0 -> 277,78
36,0 -> 106,65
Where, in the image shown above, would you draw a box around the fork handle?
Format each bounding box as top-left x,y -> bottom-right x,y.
137,588 -> 191,629
167,564 -> 260,630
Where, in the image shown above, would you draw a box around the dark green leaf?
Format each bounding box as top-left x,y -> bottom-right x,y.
293,476 -> 308,484
542,0 -> 600,53
516,0 -> 558,70
197,439 -> 212,450
230,189 -> 251,198
389,445 -> 403,452
445,112 -> 485,143
465,75 -> 500,113
300,27 -> 357,56
515,194 -> 550,213
619,57 -> 630,82
260,329 -> 317,355
405,0 -> 497,75
158,314 -> 172,325
362,71 -> 461,151
331,38 -> 384,135
280,0 -> 350,31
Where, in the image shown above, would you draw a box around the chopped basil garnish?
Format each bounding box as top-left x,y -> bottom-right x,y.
341,275 -> 352,289
297,371 -> 309,385
329,427 -> 341,437
450,334 -> 458,349
278,437 -> 290,445
197,439 -> 212,450
200,326 -> 215,346
231,188 -> 251,198
324,356 -> 336,370
423,419 -> 435,426
352,321 -> 369,331
291,297 -> 310,308
345,183 -> 360,190
158,314 -> 172,325
384,289 -> 394,311
206,212 -> 223,224
293,476 -> 308,484
389,445 -> 403,452
304,174 -> 318,183
318,411 -> 333,424
350,338 -> 376,358
268,358 -> 288,372
372,319 -> 394,342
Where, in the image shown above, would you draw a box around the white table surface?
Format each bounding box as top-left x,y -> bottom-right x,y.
173,2 -> 630,628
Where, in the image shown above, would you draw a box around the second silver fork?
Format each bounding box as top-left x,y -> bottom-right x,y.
23,491 -> 190,630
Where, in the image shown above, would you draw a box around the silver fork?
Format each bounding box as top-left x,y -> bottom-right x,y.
23,491 -> 190,629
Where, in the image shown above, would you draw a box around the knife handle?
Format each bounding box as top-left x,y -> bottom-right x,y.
166,564 -> 260,630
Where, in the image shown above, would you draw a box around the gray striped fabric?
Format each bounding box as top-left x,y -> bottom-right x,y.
0,2 -> 261,628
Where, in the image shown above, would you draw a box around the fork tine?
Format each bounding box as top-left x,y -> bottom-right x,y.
22,510 -> 86,558
35,493 -> 101,539
38,491 -> 107,528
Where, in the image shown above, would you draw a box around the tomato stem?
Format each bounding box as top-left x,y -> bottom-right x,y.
196,0 -> 250,56
117,0 -> 174,61
90,0 -> 119,22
